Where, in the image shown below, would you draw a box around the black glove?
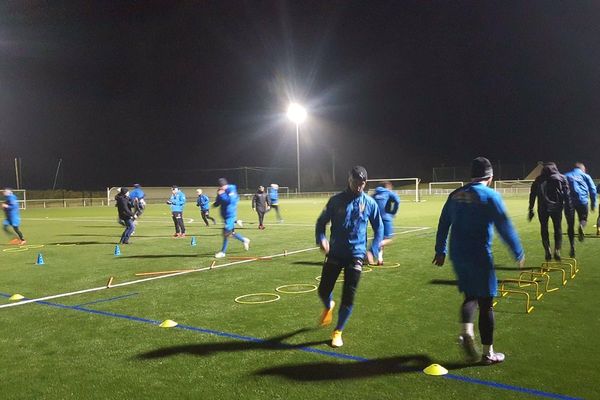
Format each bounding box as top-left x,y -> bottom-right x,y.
166,201 -> 172,205
527,209 -> 535,221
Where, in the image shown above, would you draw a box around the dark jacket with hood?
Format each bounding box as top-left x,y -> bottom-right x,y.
115,190 -> 134,220
529,163 -> 572,214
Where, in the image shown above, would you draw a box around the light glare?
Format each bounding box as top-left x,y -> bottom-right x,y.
287,103 -> 307,124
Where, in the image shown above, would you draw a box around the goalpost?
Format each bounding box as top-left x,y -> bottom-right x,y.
428,181 -> 464,195
493,180 -> 534,195
11,189 -> 27,210
366,178 -> 421,202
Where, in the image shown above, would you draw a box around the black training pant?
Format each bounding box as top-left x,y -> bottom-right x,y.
318,256 -> 362,308
201,210 -> 216,226
538,209 -> 562,251
172,211 -> 185,234
256,210 -> 266,226
461,296 -> 495,345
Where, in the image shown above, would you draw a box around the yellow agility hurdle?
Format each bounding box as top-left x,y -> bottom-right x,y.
518,270 -> 553,293
493,288 -> 534,314
539,263 -> 568,286
499,278 -> 543,300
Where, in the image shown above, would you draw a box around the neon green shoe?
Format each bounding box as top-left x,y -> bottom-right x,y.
319,301 -> 335,327
331,330 -> 343,348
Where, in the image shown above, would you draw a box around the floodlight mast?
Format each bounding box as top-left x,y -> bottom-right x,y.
287,103 -> 307,193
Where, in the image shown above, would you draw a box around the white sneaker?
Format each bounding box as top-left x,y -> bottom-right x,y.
481,352 -> 505,365
214,252 -> 226,258
243,238 -> 250,251
236,220 -> 243,228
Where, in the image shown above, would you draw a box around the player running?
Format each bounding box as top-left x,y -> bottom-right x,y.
213,178 -> 250,258
2,188 -> 26,245
368,181 -> 400,265
196,189 -> 216,226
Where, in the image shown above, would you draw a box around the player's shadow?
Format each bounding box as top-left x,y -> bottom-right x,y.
137,328 -> 327,359
254,356 -> 478,381
429,279 -> 457,286
46,241 -> 111,245
292,261 -> 324,266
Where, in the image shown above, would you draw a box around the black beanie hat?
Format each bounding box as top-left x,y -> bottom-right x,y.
120,187 -> 129,194
349,165 -> 368,181
217,178 -> 228,187
471,157 -> 493,179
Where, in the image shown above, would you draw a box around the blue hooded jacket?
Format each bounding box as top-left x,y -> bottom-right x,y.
214,184 -> 239,220
565,167 -> 597,208
316,189 -> 383,260
196,194 -> 211,212
169,190 -> 186,212
3,193 -> 21,225
372,186 -> 400,221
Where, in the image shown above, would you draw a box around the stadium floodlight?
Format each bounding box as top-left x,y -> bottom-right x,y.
287,103 -> 307,192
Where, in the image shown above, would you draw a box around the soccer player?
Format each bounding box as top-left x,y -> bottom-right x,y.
565,163 -> 597,242
316,166 -> 383,348
368,181 -> 400,265
167,186 -> 186,238
433,157 -> 524,365
268,183 -> 283,223
115,187 -> 135,244
528,162 -> 572,260
213,178 -> 250,258
129,184 -> 146,219
2,188 -> 26,245
252,185 -> 271,229
196,189 -> 216,226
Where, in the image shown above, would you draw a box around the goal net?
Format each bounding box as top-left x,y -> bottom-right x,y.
366,178 -> 421,202
493,180 -> 533,195
428,181 -> 464,195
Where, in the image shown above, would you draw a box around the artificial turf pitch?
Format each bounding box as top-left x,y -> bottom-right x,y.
0,196 -> 596,399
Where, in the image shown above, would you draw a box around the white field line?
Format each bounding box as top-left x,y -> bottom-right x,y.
0,226 -> 430,310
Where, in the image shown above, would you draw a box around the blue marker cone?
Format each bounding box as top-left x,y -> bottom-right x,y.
114,245 -> 121,256
191,236 -> 197,246
36,253 -> 45,265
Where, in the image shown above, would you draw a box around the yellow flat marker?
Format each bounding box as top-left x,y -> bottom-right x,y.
423,364 -> 448,376
9,294 -> 25,301
159,319 -> 178,328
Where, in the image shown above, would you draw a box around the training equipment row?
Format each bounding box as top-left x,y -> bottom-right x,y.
493,258 -> 579,314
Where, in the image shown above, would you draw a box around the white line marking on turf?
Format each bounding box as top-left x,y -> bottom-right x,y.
0,226 -> 430,310
0,246 -> 320,310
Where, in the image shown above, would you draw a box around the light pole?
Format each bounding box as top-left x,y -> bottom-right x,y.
287,103 -> 307,193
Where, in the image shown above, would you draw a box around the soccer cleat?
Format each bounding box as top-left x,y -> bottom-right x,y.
9,238 -> 20,245
366,251 -> 375,265
236,220 -> 243,228
578,226 -> 585,242
180,233 -> 186,238
458,334 -> 479,362
173,233 -> 180,238
243,238 -> 250,251
19,240 -> 27,246
544,249 -> 552,262
214,252 -> 226,258
481,351 -> 505,365
569,247 -> 576,258
331,330 -> 343,348
319,300 -> 335,327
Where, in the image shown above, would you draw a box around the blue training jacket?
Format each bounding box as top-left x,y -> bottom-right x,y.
565,167 -> 597,208
268,187 -> 279,203
214,184 -> 239,221
3,193 -> 21,224
129,188 -> 145,201
196,194 -> 211,212
372,186 -> 400,221
434,182 -> 524,297
169,191 -> 186,212
316,189 -> 383,260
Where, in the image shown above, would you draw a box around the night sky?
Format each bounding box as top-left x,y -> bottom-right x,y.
1,1 -> 600,190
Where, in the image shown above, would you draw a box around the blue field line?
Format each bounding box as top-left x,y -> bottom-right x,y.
74,292 -> 139,307
0,291 -> 584,399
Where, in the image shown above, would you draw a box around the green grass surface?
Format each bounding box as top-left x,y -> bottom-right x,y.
1,196 -> 597,399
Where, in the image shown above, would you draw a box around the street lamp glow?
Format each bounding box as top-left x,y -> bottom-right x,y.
287,103 -> 307,124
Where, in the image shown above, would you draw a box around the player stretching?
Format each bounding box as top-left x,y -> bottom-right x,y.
213,178 -> 250,258
196,189 -> 216,226
316,166 -> 382,348
2,188 -> 26,245
368,181 -> 400,265
433,157 -> 524,365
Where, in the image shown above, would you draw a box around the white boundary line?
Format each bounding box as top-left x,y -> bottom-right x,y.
0,226 -> 430,310
0,246 -> 320,310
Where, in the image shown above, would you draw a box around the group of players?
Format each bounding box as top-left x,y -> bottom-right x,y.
4,159 -> 598,365
113,181 -> 284,258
